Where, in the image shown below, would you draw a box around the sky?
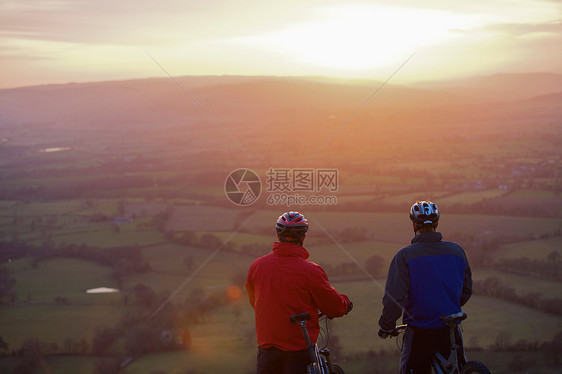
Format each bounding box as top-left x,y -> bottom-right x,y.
0,0 -> 561,88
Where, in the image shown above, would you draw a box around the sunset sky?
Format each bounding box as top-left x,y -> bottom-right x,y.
1,0 -> 561,88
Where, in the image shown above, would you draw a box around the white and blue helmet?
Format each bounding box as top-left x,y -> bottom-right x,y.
410,201 -> 440,228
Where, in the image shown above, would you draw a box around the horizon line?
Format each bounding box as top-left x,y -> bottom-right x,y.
2,70 -> 561,91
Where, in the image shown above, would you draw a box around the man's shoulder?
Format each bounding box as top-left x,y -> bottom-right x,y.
438,240 -> 466,255
303,258 -> 324,271
250,251 -> 311,266
398,240 -> 466,261
442,240 -> 464,249
286,257 -> 327,278
249,252 -> 274,267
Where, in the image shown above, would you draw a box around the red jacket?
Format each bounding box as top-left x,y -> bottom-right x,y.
246,242 -> 350,351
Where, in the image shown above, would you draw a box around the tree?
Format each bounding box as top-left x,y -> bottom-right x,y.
49,342 -> 59,355
0,335 -> 8,355
178,232 -> 195,246
547,250 -> 560,264
507,355 -> 535,373
182,256 -> 194,271
230,272 -> 246,287
117,199 -> 127,216
63,338 -> 77,354
0,266 -> 16,305
94,357 -> 122,374
80,338 -> 89,354
19,338 -> 41,369
365,255 -> 385,278
199,234 -> 222,249
92,327 -> 120,355
544,331 -> 562,364
132,283 -> 158,308
124,326 -> 165,356
340,227 -> 368,242
493,331 -> 512,350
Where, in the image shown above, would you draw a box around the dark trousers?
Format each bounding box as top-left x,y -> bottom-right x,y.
400,326 -> 466,374
257,346 -> 311,374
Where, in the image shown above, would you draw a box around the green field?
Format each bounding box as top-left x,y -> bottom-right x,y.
0,304 -> 128,351
462,295 -> 562,347
121,346 -> 256,374
124,201 -> 169,216
509,190 -> 559,199
126,244 -> 254,297
8,257 -> 119,304
330,279 -> 562,354
248,210 -> 562,244
1,198 -> 561,374
337,194 -> 378,204
437,189 -> 507,205
491,237 -> 562,261
2,71 -> 562,374
2,200 -> 86,216
473,269 -> 562,299
198,231 -> 273,248
381,191 -> 447,205
164,205 -> 245,232
43,226 -> 165,248
308,240 -> 400,270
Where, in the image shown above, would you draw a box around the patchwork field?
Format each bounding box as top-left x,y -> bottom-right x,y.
472,269 -> 562,299
491,237 -> 562,261
1,73 -> 561,373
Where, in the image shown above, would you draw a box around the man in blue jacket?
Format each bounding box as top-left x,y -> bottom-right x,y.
378,201 -> 472,374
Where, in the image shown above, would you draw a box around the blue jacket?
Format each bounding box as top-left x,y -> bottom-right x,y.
379,232 -> 472,330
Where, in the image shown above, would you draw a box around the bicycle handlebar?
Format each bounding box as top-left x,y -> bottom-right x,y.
379,324 -> 407,339
318,299 -> 353,320
392,324 -> 407,336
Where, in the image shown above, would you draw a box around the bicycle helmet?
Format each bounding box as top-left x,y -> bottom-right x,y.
276,211 -> 309,243
410,201 -> 440,229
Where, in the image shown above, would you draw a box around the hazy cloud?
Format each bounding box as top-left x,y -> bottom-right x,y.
1,0 -> 561,87
481,21 -> 562,36
0,0 -> 309,45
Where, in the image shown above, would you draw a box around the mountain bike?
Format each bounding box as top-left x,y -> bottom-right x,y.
290,312 -> 345,374
386,312 -> 492,374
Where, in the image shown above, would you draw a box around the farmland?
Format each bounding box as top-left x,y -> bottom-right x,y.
0,74 -> 561,374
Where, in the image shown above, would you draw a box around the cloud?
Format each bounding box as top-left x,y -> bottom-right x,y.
0,53 -> 53,61
1,0 -> 561,87
0,0 -> 305,46
481,21 -> 562,36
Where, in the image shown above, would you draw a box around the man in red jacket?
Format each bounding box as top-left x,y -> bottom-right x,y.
246,211 -> 352,374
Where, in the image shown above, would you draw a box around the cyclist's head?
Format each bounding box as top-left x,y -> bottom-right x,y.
276,211 -> 309,245
410,201 -> 440,233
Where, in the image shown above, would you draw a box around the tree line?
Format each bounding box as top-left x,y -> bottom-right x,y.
474,277 -> 562,315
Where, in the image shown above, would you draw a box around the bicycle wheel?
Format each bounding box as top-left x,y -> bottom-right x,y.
462,361 -> 492,374
331,364 -> 345,374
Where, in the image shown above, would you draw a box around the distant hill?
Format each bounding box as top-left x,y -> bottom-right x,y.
524,91 -> 562,105
0,75 -> 471,129
0,73 -> 560,151
414,72 -> 562,102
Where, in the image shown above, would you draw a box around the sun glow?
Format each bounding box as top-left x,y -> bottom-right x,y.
238,6 -> 476,71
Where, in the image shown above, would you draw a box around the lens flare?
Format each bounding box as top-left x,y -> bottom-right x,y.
226,285 -> 243,301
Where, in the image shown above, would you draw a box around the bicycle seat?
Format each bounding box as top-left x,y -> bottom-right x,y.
440,312 -> 467,326
290,313 -> 311,324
